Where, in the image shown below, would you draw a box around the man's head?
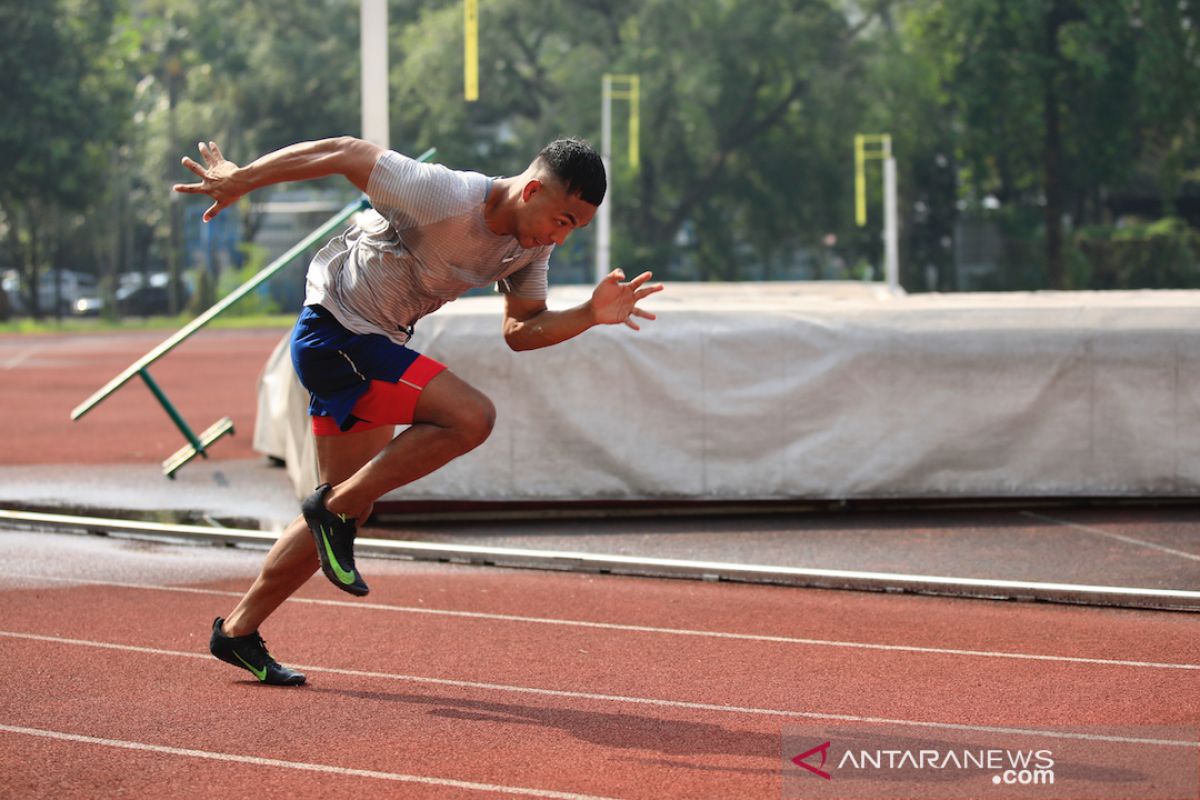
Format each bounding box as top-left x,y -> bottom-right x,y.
535,138 -> 606,206
511,138 -> 605,249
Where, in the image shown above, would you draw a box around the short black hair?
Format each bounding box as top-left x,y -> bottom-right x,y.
536,138 -> 606,206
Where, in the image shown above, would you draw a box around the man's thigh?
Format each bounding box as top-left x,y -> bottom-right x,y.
412,369 -> 494,428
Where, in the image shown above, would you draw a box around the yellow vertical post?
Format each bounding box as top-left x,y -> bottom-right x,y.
854,134 -> 866,226
628,75 -> 640,169
464,0 -> 479,102
853,134 -> 900,292
604,74 -> 640,172
596,74 -> 640,282
855,133 -> 892,226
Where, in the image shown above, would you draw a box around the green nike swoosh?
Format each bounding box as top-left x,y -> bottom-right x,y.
321,525 -> 358,585
234,652 -> 267,681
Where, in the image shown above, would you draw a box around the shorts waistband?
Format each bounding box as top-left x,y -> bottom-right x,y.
305,304 -> 414,338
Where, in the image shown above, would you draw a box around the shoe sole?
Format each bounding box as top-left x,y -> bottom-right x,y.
211,652 -> 304,685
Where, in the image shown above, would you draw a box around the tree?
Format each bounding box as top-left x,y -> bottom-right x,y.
902,0 -> 1193,288
0,0 -> 135,317
1127,0 -> 1200,214
380,0 -> 890,281
112,0 -> 364,307
8,0 -> 1192,308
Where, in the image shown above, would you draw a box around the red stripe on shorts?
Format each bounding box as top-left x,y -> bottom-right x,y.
311,354 -> 447,437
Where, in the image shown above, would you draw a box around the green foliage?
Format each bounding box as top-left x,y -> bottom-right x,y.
902,0 -> 1200,288
0,312 -> 295,335
2,0 -> 1199,305
0,1 -> 134,205
386,0 -> 874,281
0,0 -> 136,316
1074,217 -> 1200,289
214,244 -> 279,317
186,267 -> 215,316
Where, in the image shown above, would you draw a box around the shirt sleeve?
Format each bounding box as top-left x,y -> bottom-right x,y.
365,151 -> 485,230
496,247 -> 552,300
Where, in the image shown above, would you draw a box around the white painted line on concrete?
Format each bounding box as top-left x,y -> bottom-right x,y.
0,631 -> 1195,749
1021,511 -> 1200,564
3,508 -> 1199,610
5,572 -> 1199,672
0,723 -> 621,800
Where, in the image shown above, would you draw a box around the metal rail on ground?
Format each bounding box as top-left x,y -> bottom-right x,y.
69,148 -> 437,478
2,508 -> 1197,613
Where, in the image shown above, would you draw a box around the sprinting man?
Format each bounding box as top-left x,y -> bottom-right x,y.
174,136 -> 662,684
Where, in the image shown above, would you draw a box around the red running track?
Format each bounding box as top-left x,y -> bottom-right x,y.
3,330 -> 1199,798
0,531 -> 1197,800
0,328 -> 281,465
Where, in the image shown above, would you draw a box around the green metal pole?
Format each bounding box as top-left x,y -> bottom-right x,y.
72,197 -> 366,421
137,369 -> 206,455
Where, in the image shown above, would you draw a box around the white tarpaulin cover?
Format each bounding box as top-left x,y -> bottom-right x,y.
254,282 -> 1200,502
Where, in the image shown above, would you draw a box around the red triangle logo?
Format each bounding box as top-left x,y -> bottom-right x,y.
792,741 -> 832,780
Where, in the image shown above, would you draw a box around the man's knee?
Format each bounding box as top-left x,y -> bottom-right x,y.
451,391 -> 496,450
415,371 -> 496,450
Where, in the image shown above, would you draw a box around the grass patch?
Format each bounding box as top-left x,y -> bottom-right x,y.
0,312 -> 297,335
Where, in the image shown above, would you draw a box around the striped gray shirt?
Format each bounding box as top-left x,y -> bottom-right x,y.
304,150 -> 552,345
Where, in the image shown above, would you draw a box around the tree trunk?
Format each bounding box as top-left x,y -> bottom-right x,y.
27,204 -> 43,319
167,70 -> 183,316
1042,4 -> 1066,289
0,199 -> 28,317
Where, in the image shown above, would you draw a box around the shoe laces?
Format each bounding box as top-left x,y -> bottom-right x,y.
248,633 -> 282,668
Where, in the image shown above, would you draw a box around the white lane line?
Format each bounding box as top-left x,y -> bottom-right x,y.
0,347 -> 40,370
1021,511 -> 1200,564
0,631 -> 1194,750
6,509 -> 1200,628
8,508 -> 1198,607
0,723 -> 620,800
8,572 -> 1199,672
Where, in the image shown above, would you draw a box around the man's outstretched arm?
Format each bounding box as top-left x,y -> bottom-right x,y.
173,137 -> 384,222
503,269 -> 664,351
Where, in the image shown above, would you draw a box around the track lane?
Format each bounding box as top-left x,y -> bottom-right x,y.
0,636 -> 791,800
0,725 -> 621,800
0,329 -> 278,465
1,533 -> 1197,798
2,571 -> 1196,733
2,620 -> 1195,800
3,553 -> 1197,673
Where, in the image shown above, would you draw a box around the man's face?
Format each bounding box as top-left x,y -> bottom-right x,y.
515,178 -> 597,249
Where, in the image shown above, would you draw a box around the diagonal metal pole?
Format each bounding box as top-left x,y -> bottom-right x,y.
71,146 -> 436,421
72,196 -> 365,420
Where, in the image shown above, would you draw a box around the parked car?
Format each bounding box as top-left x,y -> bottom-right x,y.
72,272 -> 192,318
1,269 -> 97,316
73,296 -> 104,316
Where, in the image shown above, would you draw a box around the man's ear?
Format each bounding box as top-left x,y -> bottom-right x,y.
521,179 -> 543,202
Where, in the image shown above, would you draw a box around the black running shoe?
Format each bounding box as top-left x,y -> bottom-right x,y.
208,617 -> 306,686
301,483 -> 369,596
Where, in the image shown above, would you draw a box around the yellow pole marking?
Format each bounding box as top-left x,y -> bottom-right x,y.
855,133 -> 891,227
464,0 -> 479,102
604,73 -> 640,172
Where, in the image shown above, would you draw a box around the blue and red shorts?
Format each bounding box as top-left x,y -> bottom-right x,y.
289,305 -> 446,437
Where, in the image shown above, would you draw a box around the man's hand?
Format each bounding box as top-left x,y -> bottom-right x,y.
589,269 -> 664,331
173,141 -> 246,222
